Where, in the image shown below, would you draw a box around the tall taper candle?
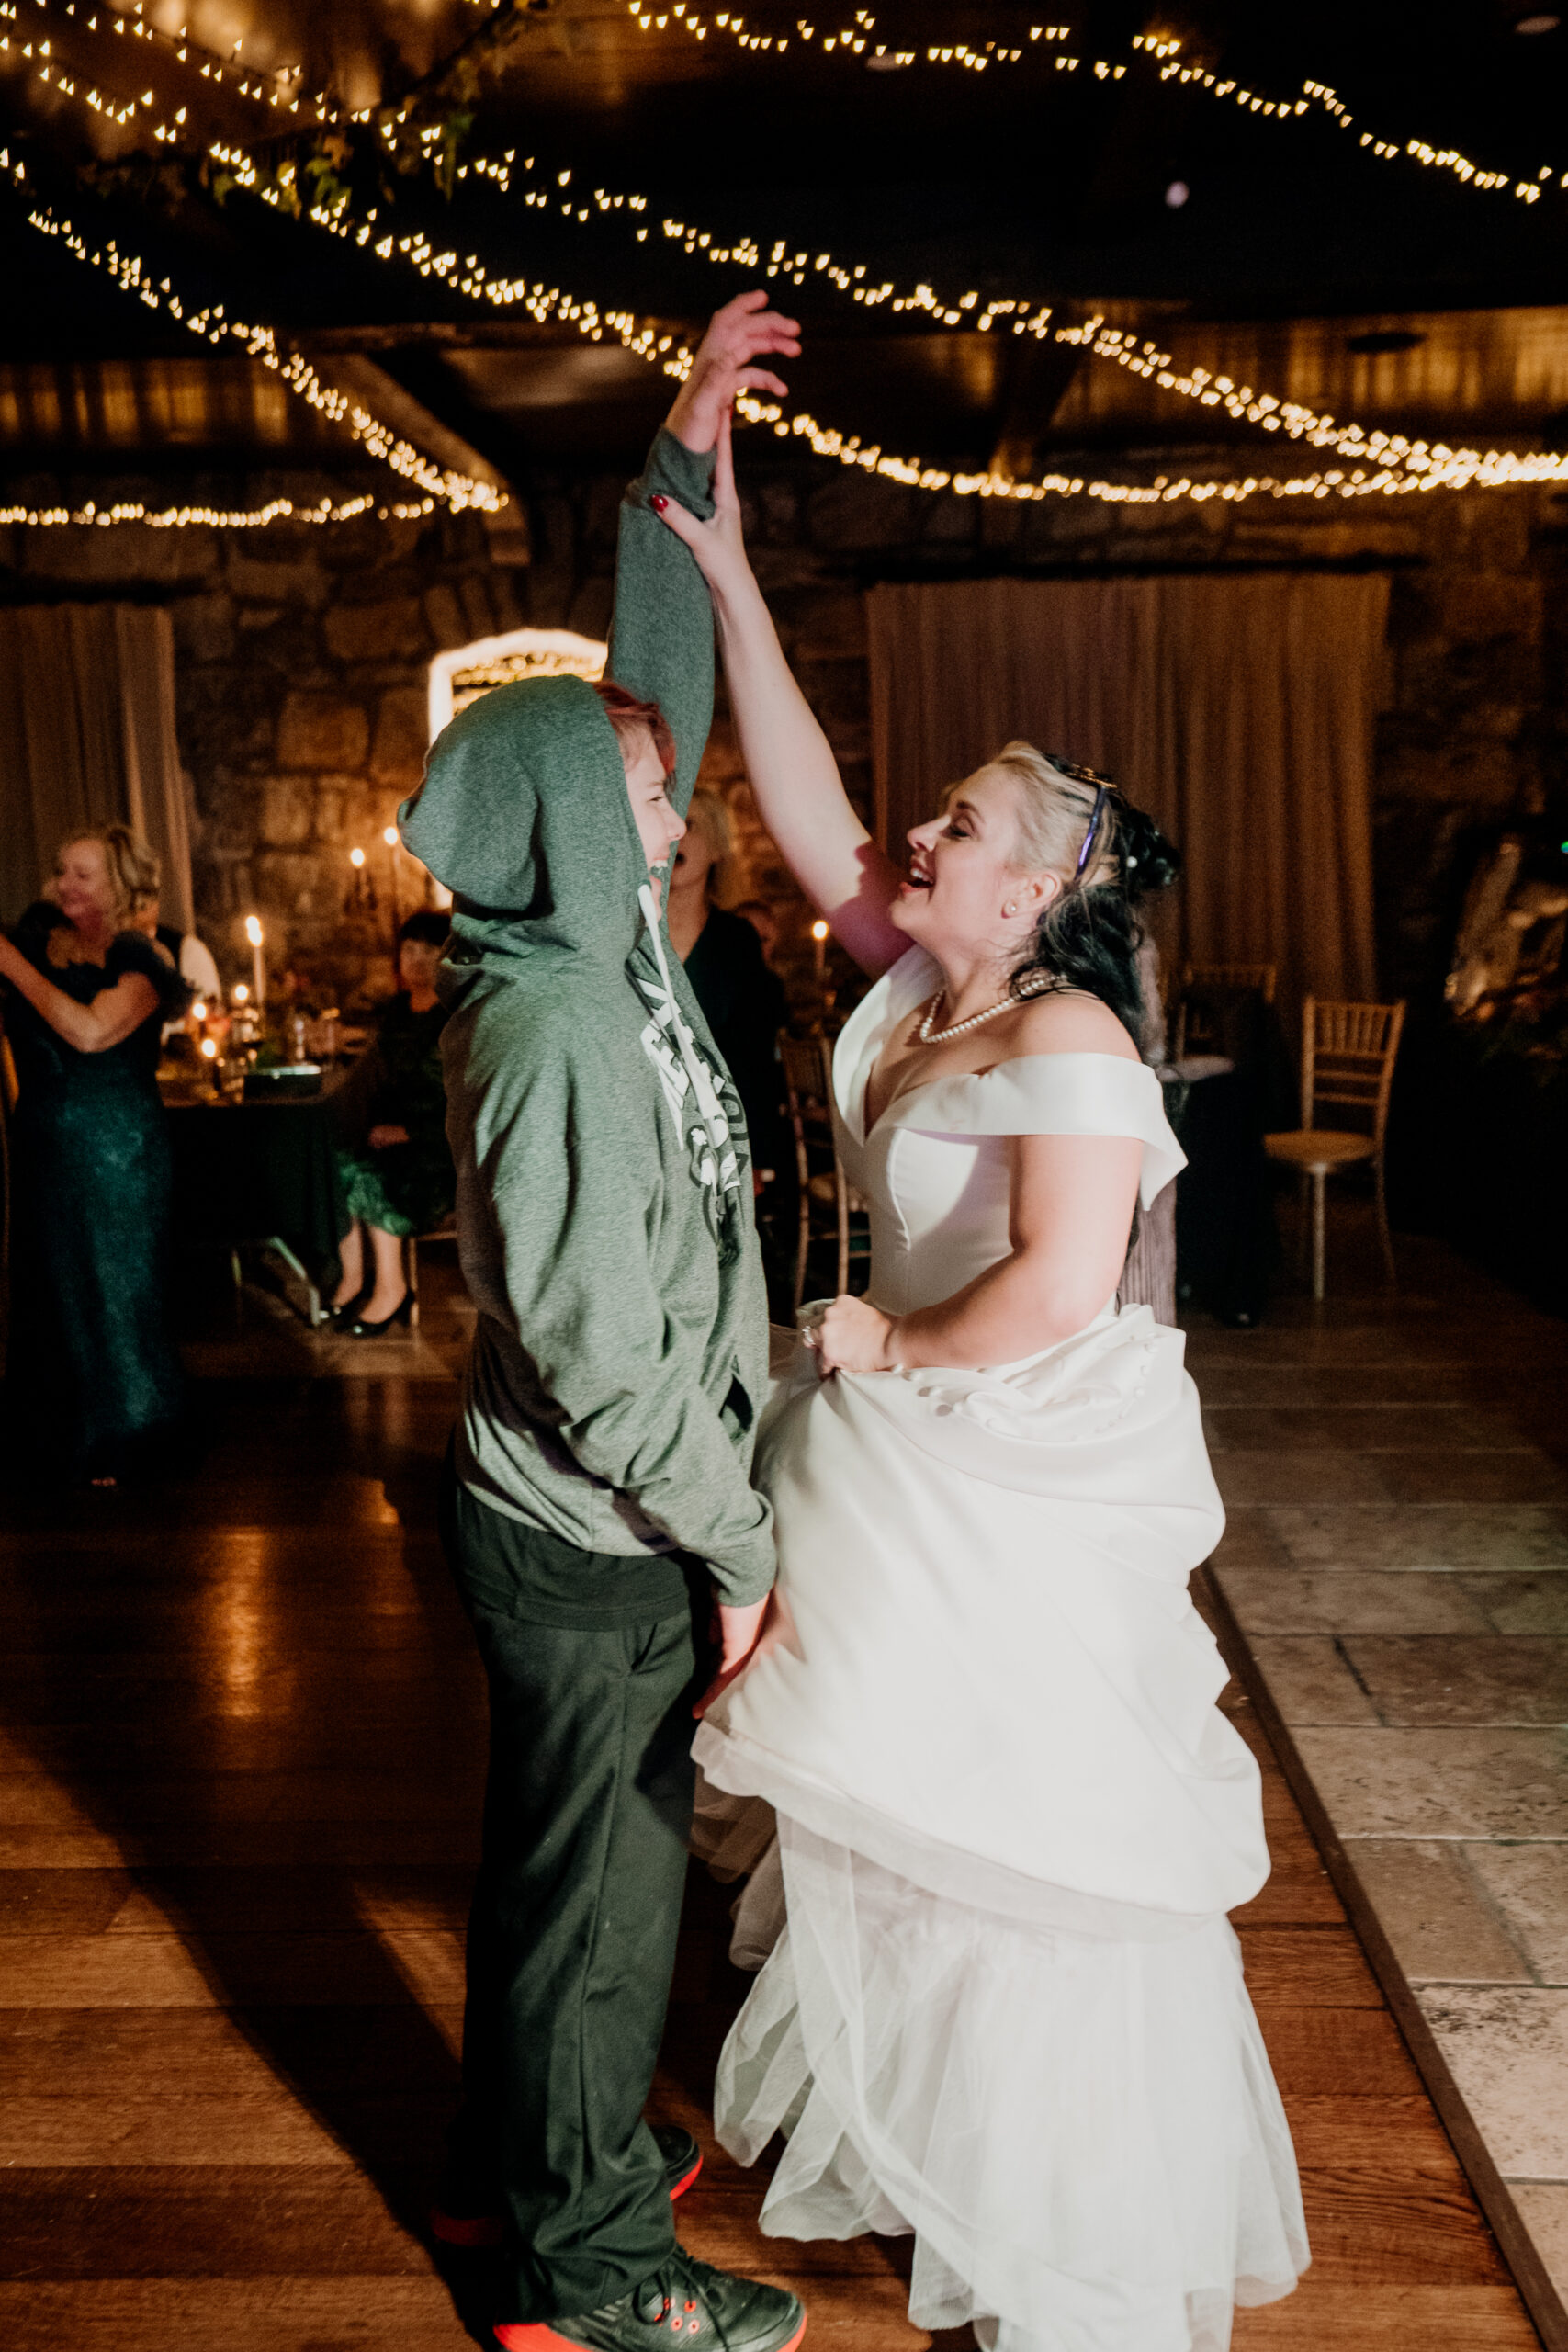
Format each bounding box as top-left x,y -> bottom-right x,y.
244,914 -> 265,1010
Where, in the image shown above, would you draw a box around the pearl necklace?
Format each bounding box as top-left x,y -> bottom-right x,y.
916,978 -> 1056,1045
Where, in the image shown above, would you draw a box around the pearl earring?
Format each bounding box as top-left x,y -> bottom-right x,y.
1003,901 -> 1017,917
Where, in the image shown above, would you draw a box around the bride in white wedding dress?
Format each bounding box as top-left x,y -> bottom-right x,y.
655,420 -> 1307,2352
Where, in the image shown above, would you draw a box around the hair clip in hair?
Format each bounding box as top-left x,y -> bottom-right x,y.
1074,785 -> 1109,879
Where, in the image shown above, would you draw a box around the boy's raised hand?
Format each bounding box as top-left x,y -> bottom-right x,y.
666,290 -> 800,454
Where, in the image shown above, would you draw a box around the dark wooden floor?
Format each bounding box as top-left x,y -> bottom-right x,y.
0,1338 -> 1542,2349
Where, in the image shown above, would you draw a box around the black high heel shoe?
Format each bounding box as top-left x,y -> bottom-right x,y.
347,1289 -> 413,1338
323,1287 -> 371,1330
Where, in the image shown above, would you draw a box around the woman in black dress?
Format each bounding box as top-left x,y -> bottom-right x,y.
666,788 -> 789,1182
0,827 -> 190,1486
328,910 -> 455,1336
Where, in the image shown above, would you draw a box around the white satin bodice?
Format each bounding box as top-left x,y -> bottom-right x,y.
833,947 -> 1186,1317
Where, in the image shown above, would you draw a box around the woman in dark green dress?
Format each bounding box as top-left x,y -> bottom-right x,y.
329,910 -> 455,1336
0,827 -> 190,1486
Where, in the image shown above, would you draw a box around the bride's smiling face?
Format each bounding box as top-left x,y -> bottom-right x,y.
893,766 -> 1054,956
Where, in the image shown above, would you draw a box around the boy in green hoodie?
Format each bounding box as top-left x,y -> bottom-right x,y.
399,298 -> 806,2352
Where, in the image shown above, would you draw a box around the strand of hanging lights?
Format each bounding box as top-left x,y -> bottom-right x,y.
617,5 -> 1568,204
619,6 -> 1076,74
265,142 -> 1568,504
13,131 -> 1568,524
9,0 -> 1568,211
5,157 -> 507,514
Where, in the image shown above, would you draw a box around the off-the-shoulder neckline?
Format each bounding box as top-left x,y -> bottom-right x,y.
857,1049 -> 1158,1144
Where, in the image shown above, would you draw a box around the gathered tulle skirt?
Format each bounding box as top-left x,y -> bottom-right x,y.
717,1815 -> 1307,2352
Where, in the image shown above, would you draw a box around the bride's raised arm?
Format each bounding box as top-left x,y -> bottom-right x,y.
653,407 -> 909,978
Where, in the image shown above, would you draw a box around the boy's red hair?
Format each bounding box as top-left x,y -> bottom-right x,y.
594,681 -> 676,777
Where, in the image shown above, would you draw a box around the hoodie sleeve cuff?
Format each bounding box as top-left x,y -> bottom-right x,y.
705,1527 -> 778,1609
630,426 -> 716,521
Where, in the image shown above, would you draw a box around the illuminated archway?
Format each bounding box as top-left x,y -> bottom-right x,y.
427,627 -> 609,743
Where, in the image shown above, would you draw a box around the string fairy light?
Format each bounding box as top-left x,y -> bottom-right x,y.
618,5 -> 1075,74
298,141 -> 1568,499
242,138 -> 1568,512
1153,52 -> 1567,206
5,161 -> 507,514
2,0 -> 334,129
614,2 -> 1565,209
115,119 -> 1568,518
0,492 -> 417,526
13,0 -> 1566,219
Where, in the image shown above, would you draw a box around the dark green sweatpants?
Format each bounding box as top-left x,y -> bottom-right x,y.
440,1467 -> 704,2322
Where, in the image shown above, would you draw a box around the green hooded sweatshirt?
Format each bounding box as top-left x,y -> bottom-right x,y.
398,431 -> 774,1607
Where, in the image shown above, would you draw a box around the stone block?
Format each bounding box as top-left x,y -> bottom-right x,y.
1437,571 -> 1540,647
21,521 -> 220,586
1376,740 -> 1519,808
252,849 -> 326,919
459,575 -> 497,641
569,578 -> 614,644
490,567 -> 525,633
324,596 -> 429,664
371,688 -> 433,786
170,592 -> 236,664
260,777 -> 317,849
276,691 -> 369,772
227,552 -> 323,606
423,584 -> 470,650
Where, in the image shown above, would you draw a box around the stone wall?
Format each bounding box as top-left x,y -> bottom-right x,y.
5,449 -> 1563,1015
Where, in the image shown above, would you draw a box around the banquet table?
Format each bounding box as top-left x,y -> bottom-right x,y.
164,1091 -> 346,1325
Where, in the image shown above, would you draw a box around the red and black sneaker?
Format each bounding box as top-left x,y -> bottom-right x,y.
494,2247 -> 806,2352
432,2125 -> 704,2251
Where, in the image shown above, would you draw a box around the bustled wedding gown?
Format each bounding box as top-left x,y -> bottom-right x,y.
693,945 -> 1307,2352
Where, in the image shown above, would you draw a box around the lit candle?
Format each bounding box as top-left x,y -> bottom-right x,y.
232,982 -> 249,1007
349,845 -> 366,869
811,918 -> 829,985
244,914 -> 265,1009
199,1035 -> 219,1061
383,824 -> 402,934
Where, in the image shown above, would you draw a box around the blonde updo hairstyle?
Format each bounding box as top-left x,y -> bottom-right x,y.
971,740 -> 1180,1042
682,786 -> 737,906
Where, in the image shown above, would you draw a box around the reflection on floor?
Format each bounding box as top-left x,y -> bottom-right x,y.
0,1249 -> 1544,2347
1197,1214 -> 1568,2352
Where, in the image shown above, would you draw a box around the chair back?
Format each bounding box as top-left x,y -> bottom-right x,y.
777,1033 -> 835,1194
1302,995 -> 1405,1146
1183,961 -> 1278,1005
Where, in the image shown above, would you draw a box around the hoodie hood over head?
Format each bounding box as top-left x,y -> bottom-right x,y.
399,672 -> 654,975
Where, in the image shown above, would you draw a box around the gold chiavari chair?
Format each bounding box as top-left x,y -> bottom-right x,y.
1264,995 -> 1405,1301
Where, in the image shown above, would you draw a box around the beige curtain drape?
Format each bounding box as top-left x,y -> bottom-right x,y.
866,572 -> 1388,1009
0,605 -> 192,930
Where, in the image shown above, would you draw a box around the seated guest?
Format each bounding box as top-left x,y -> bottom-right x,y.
130,893 -> 222,1011
0,827 -> 190,1486
329,910 -> 455,1336
666,788 -> 789,1182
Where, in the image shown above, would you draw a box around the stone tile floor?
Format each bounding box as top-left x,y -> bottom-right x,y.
1194,1208 -> 1568,2348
